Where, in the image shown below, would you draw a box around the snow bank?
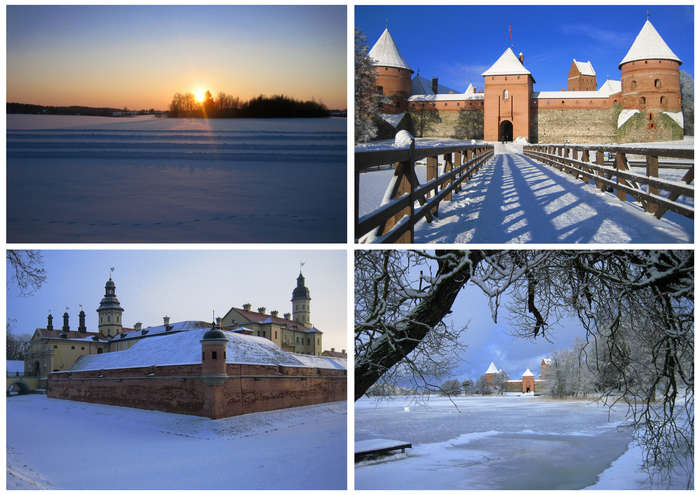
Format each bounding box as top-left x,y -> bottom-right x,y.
394,130 -> 414,147
67,327 -> 338,371
618,109 -> 640,128
663,111 -> 684,128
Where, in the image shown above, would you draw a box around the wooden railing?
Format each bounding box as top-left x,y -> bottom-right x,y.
355,141 -> 494,243
523,144 -> 694,220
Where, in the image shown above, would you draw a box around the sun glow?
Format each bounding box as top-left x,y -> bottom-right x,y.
194,89 -> 206,103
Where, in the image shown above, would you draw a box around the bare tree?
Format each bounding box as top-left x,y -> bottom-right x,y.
439,379 -> 462,396
7,250 -> 46,296
355,28 -> 379,143
355,249 -> 693,483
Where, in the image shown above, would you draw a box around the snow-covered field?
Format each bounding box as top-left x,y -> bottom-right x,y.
7,115 -> 346,242
7,395 -> 346,489
359,148 -> 692,243
355,396 -> 690,490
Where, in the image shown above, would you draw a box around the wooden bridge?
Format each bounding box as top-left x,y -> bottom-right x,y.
356,140 -> 693,244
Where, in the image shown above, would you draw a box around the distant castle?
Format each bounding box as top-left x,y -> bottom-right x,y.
485,359 -> 553,395
368,20 -> 684,143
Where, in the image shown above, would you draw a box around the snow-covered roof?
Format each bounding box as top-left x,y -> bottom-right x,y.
67,328 -> 344,372
369,28 -> 412,71
379,112 -> 406,128
619,20 -> 681,68
482,48 -> 531,77
410,75 -> 458,96
465,83 -> 475,95
485,362 -> 499,374
291,353 -> 347,370
408,93 -> 483,102
522,368 -> 534,377
573,59 -> 596,76
118,320 -> 208,340
541,358 -> 552,366
598,79 -> 622,97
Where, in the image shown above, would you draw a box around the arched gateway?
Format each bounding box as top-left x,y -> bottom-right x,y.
499,120 -> 513,142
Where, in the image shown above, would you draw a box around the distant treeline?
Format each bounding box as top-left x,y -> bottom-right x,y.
168,91 -> 330,118
7,102 -> 161,117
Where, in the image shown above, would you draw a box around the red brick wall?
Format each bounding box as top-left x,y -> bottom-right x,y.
375,66 -> 412,113
522,375 -> 535,393
48,363 -> 346,419
408,99 -> 483,113
620,59 -> 681,112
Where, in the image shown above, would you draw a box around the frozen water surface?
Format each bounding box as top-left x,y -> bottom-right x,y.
7,115 -> 346,242
355,396 -> 675,490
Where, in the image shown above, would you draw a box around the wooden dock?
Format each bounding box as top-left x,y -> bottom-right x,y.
355,439 -> 412,462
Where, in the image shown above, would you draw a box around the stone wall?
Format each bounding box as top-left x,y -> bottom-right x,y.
409,109 -> 484,139
533,107 -> 620,143
48,363 -> 346,419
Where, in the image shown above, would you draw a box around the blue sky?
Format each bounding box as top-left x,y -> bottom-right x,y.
7,250 -> 347,352
357,5 -> 693,93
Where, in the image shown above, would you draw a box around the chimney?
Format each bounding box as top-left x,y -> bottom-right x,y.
47,313 -> 53,331
62,312 -> 70,331
518,52 -> 524,65
78,310 -> 86,332
257,307 -> 266,315
271,310 -> 279,318
432,77 -> 438,94
134,322 -> 142,331
331,347 -> 335,352
163,315 -> 170,326
284,312 -> 291,320
243,303 -> 252,311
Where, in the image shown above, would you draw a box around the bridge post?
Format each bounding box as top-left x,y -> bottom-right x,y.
581,149 -> 590,183
427,155 -> 439,215
381,160 -> 414,243
646,155 -> 659,214
444,153 -> 453,201
454,152 -> 462,192
615,151 -> 630,201
465,149 -> 473,180
595,150 -> 605,190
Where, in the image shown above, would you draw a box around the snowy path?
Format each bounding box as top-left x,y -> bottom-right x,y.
7,395 -> 346,489
412,152 -> 692,243
355,396 -> 688,490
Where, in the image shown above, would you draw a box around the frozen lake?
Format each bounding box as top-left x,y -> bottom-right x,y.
355,396 -> 687,490
7,115 -> 346,242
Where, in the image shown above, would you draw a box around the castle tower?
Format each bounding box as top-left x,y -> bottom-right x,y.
568,59 -> 597,91
78,310 -> 87,333
521,368 -> 535,393
484,361 -> 499,385
201,322 -> 228,378
482,48 -> 534,142
46,313 -> 53,331
96,276 -> 124,339
369,28 -> 414,113
291,271 -> 311,327
62,312 -> 70,331
619,20 -> 682,116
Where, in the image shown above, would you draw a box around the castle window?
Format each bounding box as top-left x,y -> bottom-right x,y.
376,86 -> 383,94
561,100 -> 565,104
97,348 -> 103,354
503,89 -> 509,99
660,96 -> 666,104
81,347 -> 85,350
632,80 -> 637,89
654,79 -> 661,88
640,96 -> 646,105
445,103 -> 447,107
202,351 -> 205,360
53,345 -> 58,349
275,331 -> 278,339
648,113 -> 653,120
71,346 -> 75,350
212,351 -> 217,360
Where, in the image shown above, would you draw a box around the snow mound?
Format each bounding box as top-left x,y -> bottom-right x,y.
618,109 -> 640,128
394,130 -> 414,147
514,136 -> 529,144
67,327 -> 325,371
380,113 -> 406,128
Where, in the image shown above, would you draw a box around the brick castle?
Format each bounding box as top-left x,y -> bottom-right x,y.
369,20 -> 684,143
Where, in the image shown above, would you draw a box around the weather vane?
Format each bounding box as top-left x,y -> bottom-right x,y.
110,266 -> 115,279
300,261 -> 305,273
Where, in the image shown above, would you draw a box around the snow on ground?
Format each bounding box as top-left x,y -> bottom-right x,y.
7,115 -> 346,243
360,150 -> 692,243
7,394 -> 346,489
355,396 -> 690,490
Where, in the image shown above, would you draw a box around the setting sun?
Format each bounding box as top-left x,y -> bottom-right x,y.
194,89 -> 206,103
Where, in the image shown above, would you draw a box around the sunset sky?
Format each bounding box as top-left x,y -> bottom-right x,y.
7,6 -> 346,110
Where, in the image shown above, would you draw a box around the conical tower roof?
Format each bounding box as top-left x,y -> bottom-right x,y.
485,361 -> 499,374
481,48 -> 531,77
465,83 -> 475,94
619,20 -> 681,68
369,28 -> 412,71
522,368 -> 534,377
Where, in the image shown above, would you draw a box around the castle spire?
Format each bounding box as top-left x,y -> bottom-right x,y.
619,20 -> 681,68
368,28 -> 412,71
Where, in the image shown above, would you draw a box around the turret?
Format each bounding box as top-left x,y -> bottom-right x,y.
96,276 -> 124,339
521,368 -> 535,393
291,272 -> 311,327
62,312 -> 70,331
484,361 -> 499,385
369,28 -> 414,113
78,310 -> 86,332
201,322 -> 228,380
47,313 -> 53,331
619,20 -> 682,114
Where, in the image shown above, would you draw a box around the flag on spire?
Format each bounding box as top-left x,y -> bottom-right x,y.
509,24 -> 512,41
